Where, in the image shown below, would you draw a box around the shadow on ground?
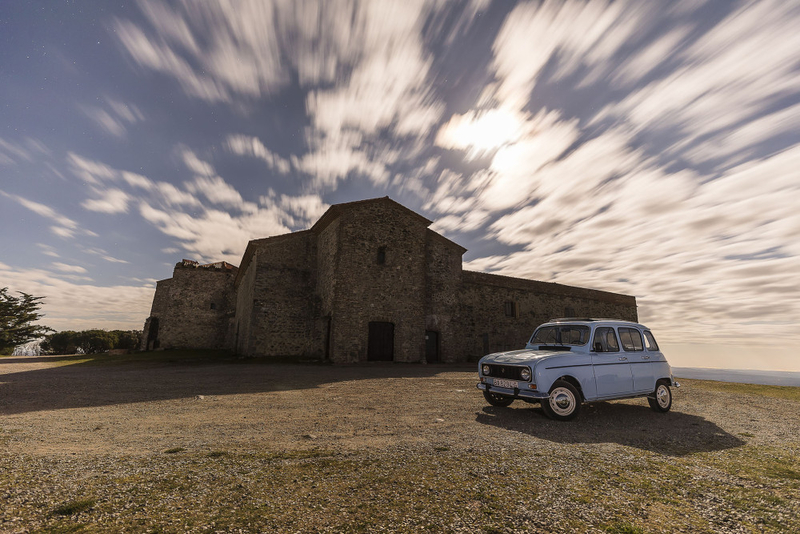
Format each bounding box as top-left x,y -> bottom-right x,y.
475,401 -> 745,456
0,352 -> 472,416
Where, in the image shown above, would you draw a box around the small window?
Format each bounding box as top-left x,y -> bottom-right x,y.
564,307 -> 575,317
619,327 -> 644,351
592,327 -> 619,352
504,300 -> 518,318
643,331 -> 659,351
377,246 -> 386,265
210,302 -> 216,310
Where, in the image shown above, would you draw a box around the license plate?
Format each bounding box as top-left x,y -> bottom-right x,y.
493,378 -> 519,389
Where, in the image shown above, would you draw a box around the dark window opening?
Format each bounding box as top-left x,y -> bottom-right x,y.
564,306 -> 575,317
504,300 -> 519,318
210,302 -> 216,310
377,246 -> 386,265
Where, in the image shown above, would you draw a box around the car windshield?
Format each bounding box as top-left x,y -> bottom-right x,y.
530,325 -> 591,346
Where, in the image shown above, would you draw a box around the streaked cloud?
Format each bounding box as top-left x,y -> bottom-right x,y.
225,134 -> 291,174
52,262 -> 88,274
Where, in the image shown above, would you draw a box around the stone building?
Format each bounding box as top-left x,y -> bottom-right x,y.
141,197 -> 637,362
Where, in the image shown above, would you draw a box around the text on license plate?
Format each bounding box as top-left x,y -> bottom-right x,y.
493,378 -> 519,389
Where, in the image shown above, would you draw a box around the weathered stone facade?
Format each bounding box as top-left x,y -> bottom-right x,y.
141,198 -> 637,362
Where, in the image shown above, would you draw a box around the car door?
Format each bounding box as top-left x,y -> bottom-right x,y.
591,327 -> 634,397
619,327 -> 654,393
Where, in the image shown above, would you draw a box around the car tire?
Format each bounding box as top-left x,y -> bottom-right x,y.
483,390 -> 514,407
541,380 -> 581,421
648,381 -> 672,412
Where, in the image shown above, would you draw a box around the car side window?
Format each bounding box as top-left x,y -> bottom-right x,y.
643,331 -> 659,351
619,327 -> 644,351
592,327 -> 619,352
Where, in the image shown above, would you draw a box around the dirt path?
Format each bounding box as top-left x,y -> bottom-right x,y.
1,354 -> 797,457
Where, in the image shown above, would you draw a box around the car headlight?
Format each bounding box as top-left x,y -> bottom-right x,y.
520,367 -> 531,381
482,364 -> 491,376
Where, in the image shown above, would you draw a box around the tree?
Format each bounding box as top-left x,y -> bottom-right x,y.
0,287 -> 53,355
41,329 -> 143,355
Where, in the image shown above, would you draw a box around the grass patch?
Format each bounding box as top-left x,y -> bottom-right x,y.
164,447 -> 185,454
680,378 -> 800,402
52,498 -> 96,516
2,445 -> 798,533
604,522 -> 647,534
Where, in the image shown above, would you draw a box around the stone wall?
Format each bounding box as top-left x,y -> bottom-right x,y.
423,230 -> 465,362
233,246 -> 258,354
456,271 -> 638,359
327,201 -> 430,363
247,231 -> 320,358
142,263 -> 236,350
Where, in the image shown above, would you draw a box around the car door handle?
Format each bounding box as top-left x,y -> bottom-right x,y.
618,357 -> 628,361
642,355 -> 651,360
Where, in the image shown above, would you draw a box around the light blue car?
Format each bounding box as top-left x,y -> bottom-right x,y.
476,319 -> 680,421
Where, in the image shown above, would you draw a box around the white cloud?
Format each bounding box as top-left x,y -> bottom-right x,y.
112,0 -> 488,188
80,97 -> 144,138
0,190 -> 94,240
187,175 -> 252,211
67,153 -> 117,185
277,194 -> 329,223
121,171 -> 155,190
52,262 -> 88,274
0,191 -> 78,230
139,201 -> 291,264
181,148 -> 215,177
225,134 -> 291,174
82,188 -> 130,214
291,132 -> 392,186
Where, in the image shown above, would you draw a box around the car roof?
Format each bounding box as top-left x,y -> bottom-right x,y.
544,318 -> 649,329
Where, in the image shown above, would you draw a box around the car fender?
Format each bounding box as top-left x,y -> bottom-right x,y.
534,353 -> 597,400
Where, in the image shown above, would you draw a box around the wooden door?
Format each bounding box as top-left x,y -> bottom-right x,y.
368,322 -> 394,361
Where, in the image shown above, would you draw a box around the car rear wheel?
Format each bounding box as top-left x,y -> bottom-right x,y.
483,390 -> 514,407
541,380 -> 581,421
648,381 -> 672,412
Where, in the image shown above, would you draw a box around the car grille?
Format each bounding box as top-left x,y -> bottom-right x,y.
485,364 -> 527,381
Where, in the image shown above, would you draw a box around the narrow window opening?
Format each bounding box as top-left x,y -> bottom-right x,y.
504,300 -> 519,318
377,246 -> 386,265
564,306 -> 575,318
210,302 -> 216,310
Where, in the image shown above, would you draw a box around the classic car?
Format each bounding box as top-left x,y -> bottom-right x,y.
476,319 -> 679,420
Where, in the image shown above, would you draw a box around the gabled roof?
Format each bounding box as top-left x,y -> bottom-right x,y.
233,197 -> 466,287
311,196 -> 432,234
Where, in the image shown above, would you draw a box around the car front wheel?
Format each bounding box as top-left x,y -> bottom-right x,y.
541,380 -> 581,421
648,381 -> 672,412
483,390 -> 514,407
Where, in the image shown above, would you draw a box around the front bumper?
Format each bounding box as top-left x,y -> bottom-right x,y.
476,381 -> 550,400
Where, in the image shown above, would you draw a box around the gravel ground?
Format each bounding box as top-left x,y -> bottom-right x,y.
1,353 -> 798,533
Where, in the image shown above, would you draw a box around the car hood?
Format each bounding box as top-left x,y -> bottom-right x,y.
482,349 -> 567,364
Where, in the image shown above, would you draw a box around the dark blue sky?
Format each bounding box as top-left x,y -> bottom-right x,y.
1,0 -> 799,370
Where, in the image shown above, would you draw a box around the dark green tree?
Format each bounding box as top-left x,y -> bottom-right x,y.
0,287 -> 53,355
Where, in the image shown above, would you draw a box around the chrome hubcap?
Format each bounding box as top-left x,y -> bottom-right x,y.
549,387 -> 575,416
657,385 -> 670,408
